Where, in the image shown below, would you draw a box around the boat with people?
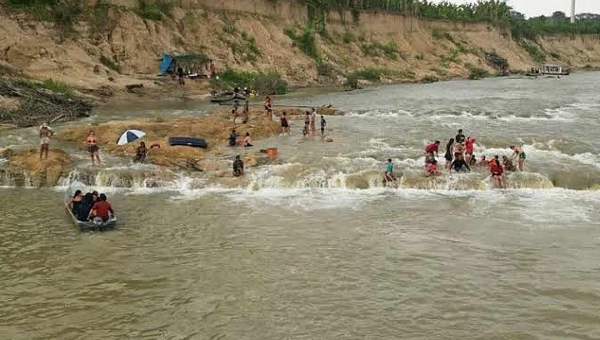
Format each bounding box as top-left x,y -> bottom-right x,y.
540,64 -> 570,76
64,181 -> 117,231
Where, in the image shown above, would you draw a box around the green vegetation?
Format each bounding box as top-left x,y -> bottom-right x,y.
283,1 -> 600,38
465,63 -> 490,79
284,26 -> 319,60
344,68 -> 400,89
360,41 -> 401,60
42,79 -> 73,94
342,31 -> 356,44
522,42 -> 546,63
211,68 -> 288,95
99,55 -> 121,73
137,0 -> 172,21
416,52 -> 425,60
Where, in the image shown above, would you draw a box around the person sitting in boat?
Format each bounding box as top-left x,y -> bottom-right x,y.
88,193 -> 114,222
243,132 -> 253,147
233,155 -> 244,177
78,192 -> 95,221
134,141 -> 147,163
68,190 -> 83,216
228,129 -> 237,146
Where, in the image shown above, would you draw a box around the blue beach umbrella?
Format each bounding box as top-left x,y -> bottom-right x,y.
117,129 -> 146,146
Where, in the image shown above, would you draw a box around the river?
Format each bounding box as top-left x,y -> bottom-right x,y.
1,73 -> 600,339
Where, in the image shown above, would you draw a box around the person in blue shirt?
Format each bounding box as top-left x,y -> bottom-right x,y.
228,129 -> 237,146
383,158 -> 396,184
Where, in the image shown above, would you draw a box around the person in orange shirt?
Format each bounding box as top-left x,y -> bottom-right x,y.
86,130 -> 101,165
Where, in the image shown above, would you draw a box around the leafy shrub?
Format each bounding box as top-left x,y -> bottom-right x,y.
42,79 -> 72,94
317,62 -> 336,77
99,55 -> 121,73
137,0 -> 172,21
360,41 -> 400,59
211,68 -> 288,95
522,42 -> 546,63
342,31 -> 355,44
465,63 -> 489,79
284,26 -> 319,59
416,52 -> 425,60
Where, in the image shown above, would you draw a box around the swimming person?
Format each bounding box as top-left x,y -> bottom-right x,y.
39,123 -> 53,160
383,158 -> 396,184
86,130 -> 101,165
243,132 -> 253,147
444,138 -> 454,170
425,140 -> 440,158
320,115 -> 326,138
281,112 -> 290,135
228,129 -> 237,146
490,155 -> 507,189
233,155 -> 244,176
450,154 -> 471,173
510,145 -> 526,171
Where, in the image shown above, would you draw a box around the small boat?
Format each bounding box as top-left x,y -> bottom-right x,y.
169,137 -> 208,148
210,91 -> 247,104
540,64 -> 570,76
65,181 -> 116,231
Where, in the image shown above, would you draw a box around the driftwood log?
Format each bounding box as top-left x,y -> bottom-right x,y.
0,79 -> 92,127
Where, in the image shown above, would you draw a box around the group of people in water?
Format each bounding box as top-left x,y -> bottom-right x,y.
384,128 -> 527,189
67,190 -> 114,222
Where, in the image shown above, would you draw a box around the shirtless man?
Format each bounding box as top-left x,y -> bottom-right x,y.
86,130 -> 101,165
510,145 -> 526,171
39,123 -> 53,160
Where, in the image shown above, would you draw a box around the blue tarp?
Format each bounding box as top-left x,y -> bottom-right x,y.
159,54 -> 173,74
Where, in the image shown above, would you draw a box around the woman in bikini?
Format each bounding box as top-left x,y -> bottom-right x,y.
86,130 -> 101,165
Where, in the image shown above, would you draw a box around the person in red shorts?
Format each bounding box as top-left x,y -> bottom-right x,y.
490,155 -> 507,189
88,193 -> 114,222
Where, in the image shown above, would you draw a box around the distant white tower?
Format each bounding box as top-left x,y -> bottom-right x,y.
570,0 -> 576,23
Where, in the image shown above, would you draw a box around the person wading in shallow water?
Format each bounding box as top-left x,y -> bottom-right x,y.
86,130 -> 101,165
39,123 -> 53,160
233,155 -> 244,177
490,155 -> 507,189
383,158 -> 396,184
510,145 -> 526,171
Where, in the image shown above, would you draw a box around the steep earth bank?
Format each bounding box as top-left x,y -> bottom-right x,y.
1,0 -> 600,99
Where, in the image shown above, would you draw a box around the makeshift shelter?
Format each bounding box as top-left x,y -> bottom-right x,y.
158,53 -> 210,75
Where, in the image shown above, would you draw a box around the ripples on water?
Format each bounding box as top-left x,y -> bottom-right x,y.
2,74 -> 600,339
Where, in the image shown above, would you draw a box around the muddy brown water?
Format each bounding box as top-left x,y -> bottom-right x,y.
2,74 -> 600,339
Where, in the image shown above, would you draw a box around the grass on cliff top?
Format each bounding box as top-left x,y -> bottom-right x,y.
211,69 -> 288,95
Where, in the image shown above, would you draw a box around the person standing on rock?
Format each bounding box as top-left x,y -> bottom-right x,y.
86,130 -> 101,166
39,123 -> 53,160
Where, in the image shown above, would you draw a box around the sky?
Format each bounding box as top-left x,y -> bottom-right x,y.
432,0 -> 600,18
